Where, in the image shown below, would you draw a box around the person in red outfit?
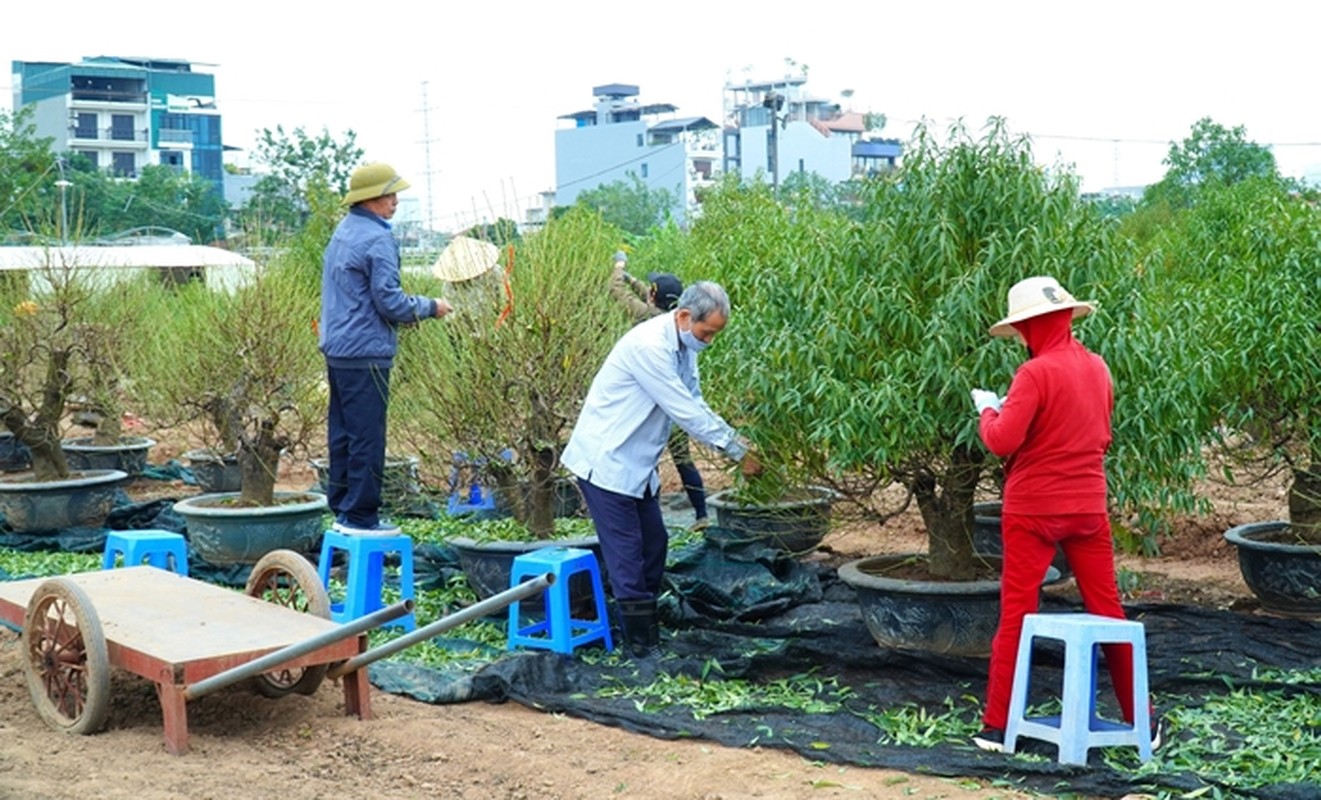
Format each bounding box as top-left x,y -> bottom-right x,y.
969,276 -> 1156,753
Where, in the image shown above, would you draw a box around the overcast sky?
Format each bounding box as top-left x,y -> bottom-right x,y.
5,1 -> 1320,232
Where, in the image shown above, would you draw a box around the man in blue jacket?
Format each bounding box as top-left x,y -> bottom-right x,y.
320,163 -> 452,535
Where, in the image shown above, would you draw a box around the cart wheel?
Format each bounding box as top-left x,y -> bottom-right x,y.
22,578 -> 111,735
244,549 -> 331,698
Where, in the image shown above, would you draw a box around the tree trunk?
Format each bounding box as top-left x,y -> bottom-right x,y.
236,417 -> 284,507
1288,466 -> 1321,535
527,445 -> 556,539
91,409 -> 123,446
26,435 -> 70,482
915,445 -> 984,581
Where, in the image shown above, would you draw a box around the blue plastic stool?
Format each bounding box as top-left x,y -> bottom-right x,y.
1004,612 -> 1153,765
102,530 -> 189,577
507,547 -> 612,654
316,530 -> 416,631
446,483 -> 497,517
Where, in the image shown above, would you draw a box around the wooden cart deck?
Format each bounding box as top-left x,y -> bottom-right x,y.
0,566 -> 371,754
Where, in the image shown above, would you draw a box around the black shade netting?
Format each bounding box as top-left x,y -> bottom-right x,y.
371,531 -> 1321,800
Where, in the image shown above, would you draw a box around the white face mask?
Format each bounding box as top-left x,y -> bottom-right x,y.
679,327 -> 709,352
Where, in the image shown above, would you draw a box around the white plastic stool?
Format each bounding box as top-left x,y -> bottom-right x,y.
1004,612 -> 1152,765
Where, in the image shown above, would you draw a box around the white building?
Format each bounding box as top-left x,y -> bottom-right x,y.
554,83 -> 720,226
722,75 -> 901,187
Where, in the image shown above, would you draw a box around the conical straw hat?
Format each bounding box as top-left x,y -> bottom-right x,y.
432,236 -> 500,282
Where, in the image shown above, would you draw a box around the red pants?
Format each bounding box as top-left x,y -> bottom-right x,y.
981,513 -> 1136,730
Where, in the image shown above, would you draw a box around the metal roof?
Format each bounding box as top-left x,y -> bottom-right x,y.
649,116 -> 718,133
0,245 -> 256,271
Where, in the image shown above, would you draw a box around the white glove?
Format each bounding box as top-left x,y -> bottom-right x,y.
970,389 -> 1003,414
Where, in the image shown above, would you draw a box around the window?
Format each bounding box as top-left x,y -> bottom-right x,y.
111,114 -> 136,141
75,150 -> 97,169
73,113 -> 98,139
640,163 -> 648,178
160,150 -> 185,171
111,152 -> 136,177
636,133 -> 643,147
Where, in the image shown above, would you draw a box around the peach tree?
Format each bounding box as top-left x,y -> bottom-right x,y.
698,119 -> 1205,579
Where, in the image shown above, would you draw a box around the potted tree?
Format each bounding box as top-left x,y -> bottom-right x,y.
1142,171 -> 1321,616
0,249 -> 132,533
390,208 -> 632,598
59,279 -> 157,477
697,120 -> 1205,654
136,193 -> 335,566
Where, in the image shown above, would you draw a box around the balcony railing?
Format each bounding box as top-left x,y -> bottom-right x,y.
68,126 -> 150,144
70,89 -> 148,104
157,128 -> 195,145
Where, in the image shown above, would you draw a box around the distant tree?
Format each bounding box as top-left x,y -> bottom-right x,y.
0,107 -> 57,236
463,217 -> 522,247
107,165 -> 224,242
1144,118 -> 1281,207
778,170 -> 845,210
574,174 -> 676,237
239,125 -> 362,240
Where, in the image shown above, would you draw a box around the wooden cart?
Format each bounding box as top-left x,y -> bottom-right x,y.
0,550 -> 394,755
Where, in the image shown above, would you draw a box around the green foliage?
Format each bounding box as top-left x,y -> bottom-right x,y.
1144,117 -> 1282,208
696,119 -> 1203,575
58,159 -> 227,243
463,217 -> 521,247
0,107 -> 57,236
391,207 -> 632,537
573,174 -> 677,237
238,125 -> 362,241
135,192 -> 334,504
1141,176 -> 1321,526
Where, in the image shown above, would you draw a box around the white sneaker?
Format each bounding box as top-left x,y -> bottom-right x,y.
332,520 -> 402,537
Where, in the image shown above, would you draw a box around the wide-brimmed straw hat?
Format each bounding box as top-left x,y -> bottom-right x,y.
988,276 -> 1096,337
432,236 -> 501,283
343,163 -> 410,206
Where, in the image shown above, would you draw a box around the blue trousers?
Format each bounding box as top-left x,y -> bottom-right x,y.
577,477 -> 667,602
326,364 -> 390,527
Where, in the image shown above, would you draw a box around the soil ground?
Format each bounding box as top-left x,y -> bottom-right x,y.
0,438 -> 1290,800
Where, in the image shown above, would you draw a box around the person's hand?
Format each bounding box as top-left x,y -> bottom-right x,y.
970,388 -> 1003,414
434,298 -> 454,319
741,450 -> 763,478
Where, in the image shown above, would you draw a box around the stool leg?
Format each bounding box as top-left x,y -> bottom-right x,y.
1056,642 -> 1095,765
1003,630 -> 1037,754
1131,634 -> 1153,762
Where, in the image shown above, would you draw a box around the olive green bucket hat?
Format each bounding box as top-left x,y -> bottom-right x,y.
343,162 -> 410,206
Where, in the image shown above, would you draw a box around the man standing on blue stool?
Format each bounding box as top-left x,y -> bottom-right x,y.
320,163 -> 452,536
563,281 -> 761,659
969,276 -> 1157,752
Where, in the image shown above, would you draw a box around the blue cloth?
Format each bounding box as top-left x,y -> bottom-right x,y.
577,478 -> 667,601
326,363 -> 390,527
319,206 -> 436,366
561,311 -> 744,499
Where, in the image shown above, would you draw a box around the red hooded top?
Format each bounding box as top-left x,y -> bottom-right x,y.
978,308 -> 1112,516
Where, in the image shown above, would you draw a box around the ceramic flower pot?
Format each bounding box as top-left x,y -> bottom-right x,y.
838,553 -> 1060,657
61,436 -> 156,477
0,432 -> 33,473
1224,520 -> 1321,618
0,469 -> 128,533
173,491 -> 327,566
705,486 -> 834,555
182,449 -> 245,494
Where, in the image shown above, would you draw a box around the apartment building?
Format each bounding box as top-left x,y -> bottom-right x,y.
11,56 -> 225,197
554,83 -> 720,226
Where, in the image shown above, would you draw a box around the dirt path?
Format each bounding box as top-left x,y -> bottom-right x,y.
0,447 -> 1286,799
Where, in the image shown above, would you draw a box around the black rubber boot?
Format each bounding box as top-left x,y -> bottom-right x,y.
619,599 -> 663,660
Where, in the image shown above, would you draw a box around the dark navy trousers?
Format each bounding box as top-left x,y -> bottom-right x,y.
326,364 -> 390,527
577,477 -> 668,601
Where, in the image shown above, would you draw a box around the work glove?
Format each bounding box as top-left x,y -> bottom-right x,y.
970,388 -> 1003,414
